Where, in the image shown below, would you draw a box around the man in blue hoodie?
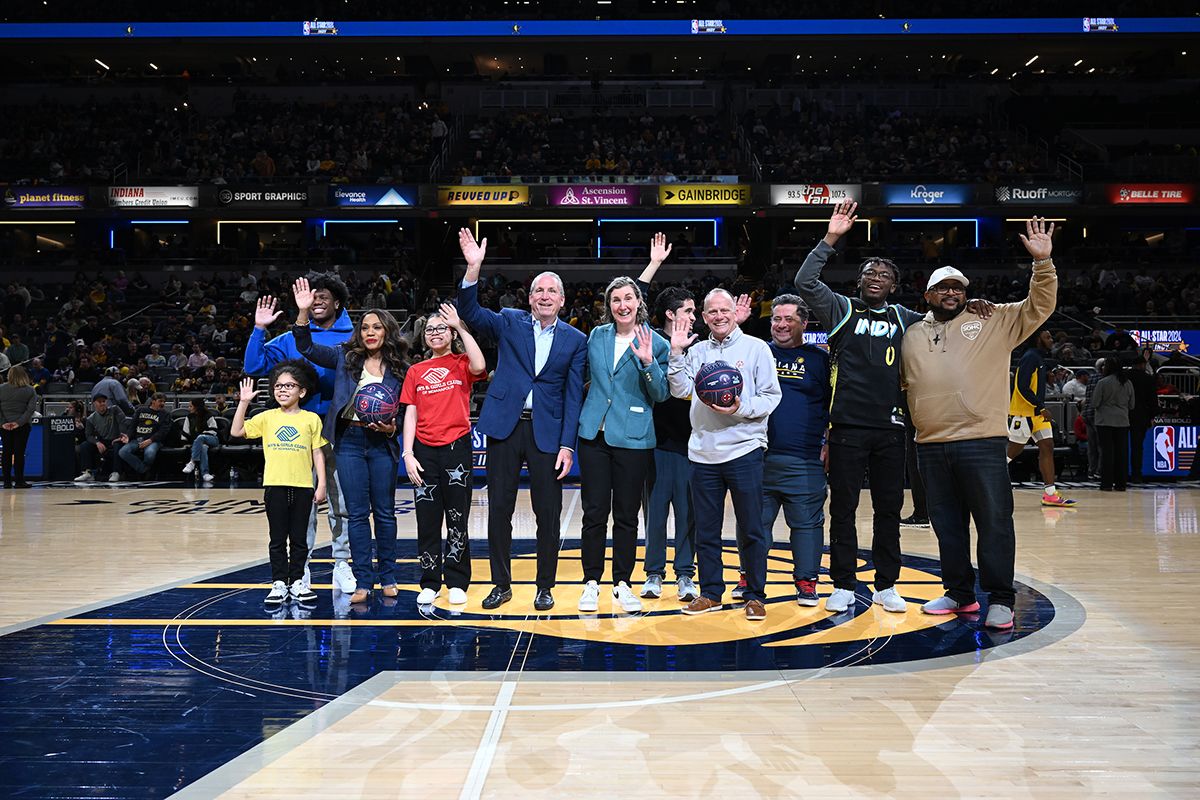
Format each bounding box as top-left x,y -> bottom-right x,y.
245,271 -> 355,595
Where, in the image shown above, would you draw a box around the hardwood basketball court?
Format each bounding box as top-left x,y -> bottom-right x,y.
1,480 -> 1197,798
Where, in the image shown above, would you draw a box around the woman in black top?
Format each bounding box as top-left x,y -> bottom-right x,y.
0,366 -> 38,488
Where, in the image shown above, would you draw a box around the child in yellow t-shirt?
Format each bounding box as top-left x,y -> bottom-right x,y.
232,361 -> 328,608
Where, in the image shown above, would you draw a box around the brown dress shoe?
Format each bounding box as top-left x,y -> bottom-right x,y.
349,588 -> 371,604
381,584 -> 399,598
745,600 -> 766,620
680,596 -> 722,615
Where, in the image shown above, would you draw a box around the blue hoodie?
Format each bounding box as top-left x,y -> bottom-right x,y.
243,309 -> 354,416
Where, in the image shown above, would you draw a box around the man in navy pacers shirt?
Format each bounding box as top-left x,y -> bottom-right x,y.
756,294 -> 831,606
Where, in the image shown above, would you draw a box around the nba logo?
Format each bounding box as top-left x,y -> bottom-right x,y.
1153,426 -> 1175,472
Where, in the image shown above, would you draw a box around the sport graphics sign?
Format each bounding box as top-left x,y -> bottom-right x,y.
1106,183 -> 1194,204
547,185 -> 638,206
3,186 -> 87,209
107,186 -> 199,208
218,187 -> 309,207
770,184 -> 861,205
659,184 -> 751,206
331,185 -> 416,207
437,185 -> 530,206
994,184 -> 1082,205
882,183 -> 973,206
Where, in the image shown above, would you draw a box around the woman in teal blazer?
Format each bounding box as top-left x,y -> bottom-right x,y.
576,276 -> 670,614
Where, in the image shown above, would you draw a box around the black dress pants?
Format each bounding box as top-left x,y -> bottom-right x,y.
0,424 -> 31,484
485,418 -> 563,590
577,432 -> 651,586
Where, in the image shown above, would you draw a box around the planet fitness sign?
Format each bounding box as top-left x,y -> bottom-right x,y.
3,186 -> 87,209
547,185 -> 638,206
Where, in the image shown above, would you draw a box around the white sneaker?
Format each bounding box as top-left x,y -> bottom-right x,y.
202,473 -> 215,482
289,579 -> 317,604
872,587 -> 908,613
578,580 -> 600,612
74,472 -> 93,483
416,587 -> 439,605
264,580 -> 288,607
825,588 -> 857,613
181,461 -> 195,474
332,560 -> 357,594
108,472 -> 122,482
448,587 -> 468,605
613,582 -> 643,613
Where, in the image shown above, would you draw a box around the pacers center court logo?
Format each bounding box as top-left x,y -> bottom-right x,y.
392,542 -> 1073,671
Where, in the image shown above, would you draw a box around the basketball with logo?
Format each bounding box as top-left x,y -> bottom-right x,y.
353,382 -> 400,425
694,360 -> 743,408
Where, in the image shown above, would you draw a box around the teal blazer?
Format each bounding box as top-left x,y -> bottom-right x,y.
578,323 -> 670,449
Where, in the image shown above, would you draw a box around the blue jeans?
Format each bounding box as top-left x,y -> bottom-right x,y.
690,448 -> 768,604
916,437 -> 1016,608
118,440 -> 160,474
335,426 -> 398,589
190,433 -> 219,475
644,448 -> 695,579
762,452 -> 827,581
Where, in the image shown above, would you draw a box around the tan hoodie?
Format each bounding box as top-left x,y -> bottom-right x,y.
901,262 -> 1057,443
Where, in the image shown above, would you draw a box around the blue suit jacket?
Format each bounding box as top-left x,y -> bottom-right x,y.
577,324 -> 670,449
294,325 -> 406,461
456,281 -> 586,454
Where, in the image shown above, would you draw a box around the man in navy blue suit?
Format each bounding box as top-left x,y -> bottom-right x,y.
456,228 -> 587,611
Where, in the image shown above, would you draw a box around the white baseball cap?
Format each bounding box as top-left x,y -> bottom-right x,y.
926,266 -> 970,291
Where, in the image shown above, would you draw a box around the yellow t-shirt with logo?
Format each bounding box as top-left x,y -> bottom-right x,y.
242,408 -> 328,489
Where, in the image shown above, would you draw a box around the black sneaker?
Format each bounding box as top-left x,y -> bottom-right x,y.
900,515 -> 931,528
482,586 -> 513,610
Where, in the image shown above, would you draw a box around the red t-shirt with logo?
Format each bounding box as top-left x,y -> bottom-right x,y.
400,353 -> 483,446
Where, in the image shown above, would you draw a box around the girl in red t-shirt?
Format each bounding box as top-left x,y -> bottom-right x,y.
400,302 -> 487,606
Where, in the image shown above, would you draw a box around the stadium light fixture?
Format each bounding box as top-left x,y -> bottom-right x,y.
149,62 -> 159,70
94,58 -> 110,70
891,218 -> 980,248
1025,55 -> 1039,66
129,220 -> 188,224
216,219 -> 302,245
1073,59 -> 1083,66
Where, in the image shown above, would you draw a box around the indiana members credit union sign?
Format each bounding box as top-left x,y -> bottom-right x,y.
108,186 -> 199,208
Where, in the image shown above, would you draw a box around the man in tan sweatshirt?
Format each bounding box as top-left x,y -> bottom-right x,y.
900,217 -> 1058,631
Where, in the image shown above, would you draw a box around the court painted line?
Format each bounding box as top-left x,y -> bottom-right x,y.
458,681 -> 517,800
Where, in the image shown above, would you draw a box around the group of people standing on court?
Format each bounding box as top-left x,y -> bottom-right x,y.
240,202 -> 1058,631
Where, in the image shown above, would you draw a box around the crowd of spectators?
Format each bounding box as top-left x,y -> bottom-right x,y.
2,259 -> 1197,406
746,101 -> 1047,182
450,111 -> 740,180
0,96 -> 439,185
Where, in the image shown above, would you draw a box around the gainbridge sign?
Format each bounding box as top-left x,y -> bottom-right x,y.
658,184 -> 751,206
437,185 -> 530,206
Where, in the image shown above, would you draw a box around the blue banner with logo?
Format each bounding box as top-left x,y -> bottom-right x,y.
330,185 -> 416,207
882,183 -> 973,206
1142,424 -> 1198,478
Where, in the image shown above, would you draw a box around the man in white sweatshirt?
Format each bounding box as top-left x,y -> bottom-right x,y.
668,289 -> 781,620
